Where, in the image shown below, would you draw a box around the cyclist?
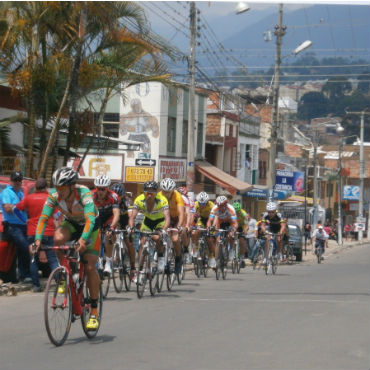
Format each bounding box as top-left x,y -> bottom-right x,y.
91,175 -> 120,275
312,225 -> 328,260
34,167 -> 101,331
177,186 -> 195,263
232,201 -> 249,268
191,191 -> 214,263
259,202 -> 287,264
158,178 -> 185,274
110,182 -> 136,282
128,181 -> 170,272
249,214 -> 267,263
207,195 -> 238,269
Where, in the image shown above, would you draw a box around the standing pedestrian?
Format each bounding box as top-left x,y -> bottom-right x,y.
16,178 -> 59,292
0,171 -> 31,283
303,222 -> 311,246
246,214 -> 257,259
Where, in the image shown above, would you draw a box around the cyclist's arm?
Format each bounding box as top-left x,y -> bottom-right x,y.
128,207 -> 138,228
110,207 -> 120,229
177,204 -> 185,228
163,208 -> 170,230
80,192 -> 97,241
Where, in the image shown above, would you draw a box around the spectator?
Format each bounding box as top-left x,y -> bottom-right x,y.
343,223 -> 351,241
303,222 -> 311,246
16,178 -> 59,292
246,214 -> 257,258
0,171 -> 32,283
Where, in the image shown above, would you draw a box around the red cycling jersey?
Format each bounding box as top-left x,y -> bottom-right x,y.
92,189 -> 119,226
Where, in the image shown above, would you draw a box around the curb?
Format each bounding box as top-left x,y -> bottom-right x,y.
0,282 -> 33,296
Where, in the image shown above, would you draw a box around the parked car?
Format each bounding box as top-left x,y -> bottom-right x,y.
0,176 -> 36,282
287,223 -> 303,262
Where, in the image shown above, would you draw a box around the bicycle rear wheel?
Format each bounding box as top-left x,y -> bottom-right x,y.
231,257 -> 236,274
99,257 -> 110,299
317,246 -> 322,264
137,252 -> 149,299
112,244 -> 124,293
44,267 -> 72,347
221,248 -> 228,280
286,244 -> 295,264
166,248 -> 176,291
149,264 -> 158,296
122,252 -> 132,291
272,256 -> 278,274
81,277 -> 103,338
194,259 -> 200,278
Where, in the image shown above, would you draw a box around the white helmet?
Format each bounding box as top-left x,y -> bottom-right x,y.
160,178 -> 176,192
196,192 -> 209,204
266,202 -> 277,211
52,167 -> 78,186
216,195 -> 228,206
94,174 -> 111,187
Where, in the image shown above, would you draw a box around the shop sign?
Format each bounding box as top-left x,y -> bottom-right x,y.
125,166 -> 154,183
159,158 -> 187,181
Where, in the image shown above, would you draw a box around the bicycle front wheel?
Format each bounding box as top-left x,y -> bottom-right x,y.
149,264 -> 158,296
112,244 -> 124,293
44,267 -> 72,347
122,252 -> 132,291
81,277 -> 103,338
166,248 -> 176,291
137,253 -> 148,299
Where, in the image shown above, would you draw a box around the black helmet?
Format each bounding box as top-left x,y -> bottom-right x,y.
111,182 -> 125,196
52,167 -> 78,186
143,180 -> 158,191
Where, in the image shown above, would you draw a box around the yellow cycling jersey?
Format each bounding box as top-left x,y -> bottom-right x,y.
133,193 -> 169,220
158,189 -> 184,218
195,200 -> 214,219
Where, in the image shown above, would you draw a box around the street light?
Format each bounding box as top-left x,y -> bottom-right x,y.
235,2 -> 250,14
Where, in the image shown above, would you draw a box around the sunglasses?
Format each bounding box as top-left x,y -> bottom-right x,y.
199,202 -> 207,206
144,191 -> 156,195
56,185 -> 69,191
97,187 -> 108,192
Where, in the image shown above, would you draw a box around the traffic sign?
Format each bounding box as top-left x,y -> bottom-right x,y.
135,158 -> 156,166
125,166 -> 154,183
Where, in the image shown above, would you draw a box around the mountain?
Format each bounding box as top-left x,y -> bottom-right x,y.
220,4 -> 370,69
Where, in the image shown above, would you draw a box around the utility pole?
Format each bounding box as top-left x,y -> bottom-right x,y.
312,130 -> 319,231
267,3 -> 286,190
337,137 -> 343,247
186,1 -> 196,199
345,109 -> 369,241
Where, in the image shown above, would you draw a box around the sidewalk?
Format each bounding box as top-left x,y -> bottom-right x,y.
300,237 -> 366,263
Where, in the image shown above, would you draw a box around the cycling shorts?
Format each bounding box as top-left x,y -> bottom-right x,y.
59,220 -> 101,256
141,217 -> 165,232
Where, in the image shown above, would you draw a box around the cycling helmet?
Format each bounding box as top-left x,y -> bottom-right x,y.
266,201 -> 277,211
144,180 -> 158,191
111,182 -> 125,196
94,174 -> 111,188
216,195 -> 228,206
160,177 -> 176,192
233,201 -> 241,212
196,192 -> 209,204
177,186 -> 188,196
52,167 -> 78,186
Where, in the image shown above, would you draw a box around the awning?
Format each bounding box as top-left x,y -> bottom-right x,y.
285,195 -> 313,205
195,160 -> 253,195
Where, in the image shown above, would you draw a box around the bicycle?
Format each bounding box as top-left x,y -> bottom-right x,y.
112,229 -> 132,292
136,231 -> 161,299
98,227 -> 113,298
192,227 -> 209,278
212,228 -> 230,280
252,239 -> 265,270
282,240 -> 295,264
36,242 -> 103,346
265,232 -> 278,275
231,232 -> 243,274
164,228 -> 177,291
315,239 -> 324,263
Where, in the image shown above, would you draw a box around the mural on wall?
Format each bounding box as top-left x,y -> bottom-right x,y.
120,98 -> 159,158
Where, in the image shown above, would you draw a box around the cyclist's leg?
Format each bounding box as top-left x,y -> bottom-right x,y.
53,223 -> 73,262
103,225 -> 115,273
207,235 -> 216,268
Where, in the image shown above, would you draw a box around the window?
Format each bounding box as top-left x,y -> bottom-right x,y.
167,117 -> 176,153
182,120 -> 188,154
93,113 -> 119,123
103,124 -> 119,138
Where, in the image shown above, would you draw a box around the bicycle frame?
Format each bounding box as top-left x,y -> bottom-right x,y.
42,245 -> 86,317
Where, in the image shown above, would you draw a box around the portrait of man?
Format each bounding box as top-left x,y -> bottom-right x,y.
120,98 -> 159,157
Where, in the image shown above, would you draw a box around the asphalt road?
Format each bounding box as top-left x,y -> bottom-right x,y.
1,243 -> 369,370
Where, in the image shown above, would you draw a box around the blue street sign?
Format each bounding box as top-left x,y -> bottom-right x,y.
342,185 -> 360,200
